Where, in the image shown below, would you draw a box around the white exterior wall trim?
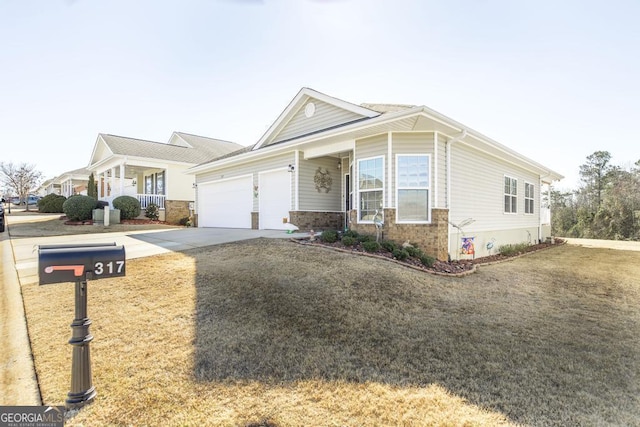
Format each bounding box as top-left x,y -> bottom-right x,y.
387,132 -> 392,208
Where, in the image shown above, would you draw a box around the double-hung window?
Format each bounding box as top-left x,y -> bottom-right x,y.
504,176 -> 518,214
358,157 -> 384,221
525,182 -> 534,214
397,155 -> 430,222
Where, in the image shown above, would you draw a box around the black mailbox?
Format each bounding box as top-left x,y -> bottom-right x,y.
38,243 -> 126,285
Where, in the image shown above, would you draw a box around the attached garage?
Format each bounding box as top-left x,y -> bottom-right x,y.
198,175 -> 252,228
259,169 -> 292,230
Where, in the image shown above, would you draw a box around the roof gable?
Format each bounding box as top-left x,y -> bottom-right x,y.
254,87 -> 380,149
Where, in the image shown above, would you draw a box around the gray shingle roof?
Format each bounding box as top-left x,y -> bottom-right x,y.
100,133 -> 243,164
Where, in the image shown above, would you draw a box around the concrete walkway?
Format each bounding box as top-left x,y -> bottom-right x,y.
1,212 -> 307,405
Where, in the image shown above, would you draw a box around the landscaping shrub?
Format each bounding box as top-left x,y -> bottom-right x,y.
145,203 -> 160,221
357,234 -> 375,243
392,248 -> 409,261
362,241 -> 380,253
381,241 -> 397,253
62,195 -> 97,221
404,245 -> 423,258
37,194 -> 66,213
498,242 -> 530,256
420,254 -> 436,268
343,229 -> 359,239
113,195 -> 141,220
341,236 -> 357,246
179,216 -> 190,226
321,230 -> 339,243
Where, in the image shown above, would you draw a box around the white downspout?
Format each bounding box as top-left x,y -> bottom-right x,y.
446,129 -> 467,258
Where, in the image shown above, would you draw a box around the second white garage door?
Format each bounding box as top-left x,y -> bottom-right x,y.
198,176 -> 252,228
259,169 -> 291,230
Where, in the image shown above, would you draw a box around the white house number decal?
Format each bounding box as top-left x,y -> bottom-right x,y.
94,261 -> 125,275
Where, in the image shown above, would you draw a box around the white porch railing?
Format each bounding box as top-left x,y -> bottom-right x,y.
137,194 -> 166,209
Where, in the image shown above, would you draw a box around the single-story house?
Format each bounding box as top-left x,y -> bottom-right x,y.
54,167 -> 90,197
87,131 -> 242,223
188,87 -> 564,260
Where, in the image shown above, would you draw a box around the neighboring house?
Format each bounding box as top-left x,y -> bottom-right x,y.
35,178 -> 60,196
87,131 -> 242,223
189,87 -> 563,260
54,167 -> 90,197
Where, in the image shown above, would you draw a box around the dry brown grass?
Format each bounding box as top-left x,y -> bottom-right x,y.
21,239 -> 640,426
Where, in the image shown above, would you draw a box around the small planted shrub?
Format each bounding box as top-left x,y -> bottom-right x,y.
392,248 -> 409,261
62,195 -> 97,221
343,229 -> 359,239
179,216 -> 190,226
404,245 -> 423,258
37,194 -> 66,213
145,203 -> 160,221
381,241 -> 397,253
420,254 -> 436,268
362,241 -> 380,253
341,236 -> 357,246
113,195 -> 141,220
321,229 -> 339,243
498,243 -> 530,257
357,234 -> 375,243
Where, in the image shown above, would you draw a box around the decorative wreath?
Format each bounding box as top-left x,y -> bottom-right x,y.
314,167 -> 332,193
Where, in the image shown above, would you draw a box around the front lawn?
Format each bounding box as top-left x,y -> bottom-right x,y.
22,239 -> 640,426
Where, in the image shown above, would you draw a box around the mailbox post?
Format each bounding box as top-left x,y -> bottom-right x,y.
38,243 -> 126,410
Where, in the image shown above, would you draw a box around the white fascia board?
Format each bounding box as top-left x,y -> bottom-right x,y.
303,139 -> 355,159
88,134 -> 114,168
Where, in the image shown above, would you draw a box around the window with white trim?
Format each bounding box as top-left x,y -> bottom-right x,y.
358,157 -> 384,221
525,182 -> 534,214
504,176 -> 517,214
397,155 -> 430,222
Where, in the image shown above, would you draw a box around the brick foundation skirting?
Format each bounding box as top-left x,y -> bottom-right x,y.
289,211 -> 344,231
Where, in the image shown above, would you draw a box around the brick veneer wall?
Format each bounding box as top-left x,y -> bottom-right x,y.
289,211 -> 344,231
348,208 -> 449,261
165,200 -> 191,225
251,212 -> 259,230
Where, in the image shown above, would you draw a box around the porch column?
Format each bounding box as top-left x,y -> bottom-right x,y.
97,172 -> 103,199
110,167 -> 115,197
119,163 -> 125,196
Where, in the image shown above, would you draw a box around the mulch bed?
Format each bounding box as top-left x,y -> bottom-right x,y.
303,238 -> 565,276
120,219 -> 170,225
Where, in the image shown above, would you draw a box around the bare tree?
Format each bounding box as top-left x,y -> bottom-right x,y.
0,162 -> 43,212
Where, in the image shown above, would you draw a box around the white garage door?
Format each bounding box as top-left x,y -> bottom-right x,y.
198,176 -> 252,228
259,170 -> 291,230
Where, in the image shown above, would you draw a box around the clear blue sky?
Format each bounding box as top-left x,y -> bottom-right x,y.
2,0 -> 639,190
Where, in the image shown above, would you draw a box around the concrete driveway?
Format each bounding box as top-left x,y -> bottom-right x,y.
10,226 -> 305,286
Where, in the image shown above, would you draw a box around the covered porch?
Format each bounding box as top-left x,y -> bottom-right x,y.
91,162 -> 167,210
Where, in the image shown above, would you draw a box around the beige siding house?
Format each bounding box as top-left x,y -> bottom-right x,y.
189,88 -> 563,260
87,131 -> 242,223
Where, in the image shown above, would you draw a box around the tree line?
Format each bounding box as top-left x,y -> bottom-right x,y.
550,151 -> 640,240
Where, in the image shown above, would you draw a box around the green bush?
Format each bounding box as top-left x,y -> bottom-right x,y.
404,245 -> 423,258
357,234 -> 375,243
381,241 -> 397,253
362,241 -> 380,253
420,255 -> 436,268
498,243 -> 530,256
145,203 -> 160,221
62,195 -> 97,221
343,229 -> 359,239
341,236 -> 357,246
321,230 -> 339,243
179,217 -> 190,226
392,248 -> 409,261
113,196 -> 141,220
37,194 -> 66,213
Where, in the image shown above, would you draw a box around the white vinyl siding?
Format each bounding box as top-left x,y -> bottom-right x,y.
270,99 -> 364,145
298,156 -> 342,211
525,182 -> 535,214
504,176 -> 517,214
449,143 -> 540,233
358,156 -> 384,222
396,154 -> 430,222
